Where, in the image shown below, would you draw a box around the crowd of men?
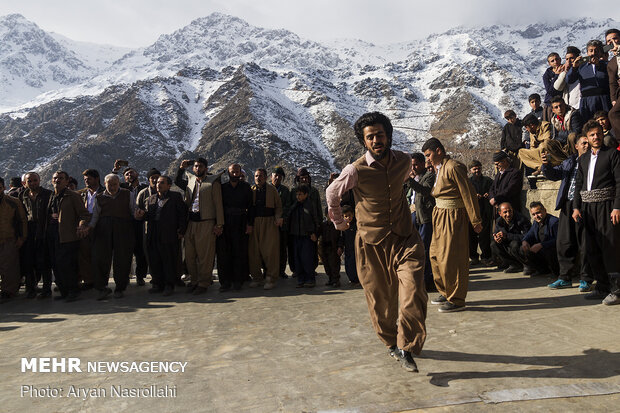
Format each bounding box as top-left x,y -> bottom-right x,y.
1,25 -> 620,373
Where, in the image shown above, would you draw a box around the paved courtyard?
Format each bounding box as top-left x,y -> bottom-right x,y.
1,265 -> 620,412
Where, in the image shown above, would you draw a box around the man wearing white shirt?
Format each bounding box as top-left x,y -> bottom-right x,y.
572,120 -> 620,305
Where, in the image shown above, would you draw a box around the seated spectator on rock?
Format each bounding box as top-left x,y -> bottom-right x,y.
543,52 -> 565,121
489,151 -> 523,213
553,46 -> 582,110
542,135 -> 595,291
501,110 -> 526,156
593,110 -> 618,148
549,96 -> 583,145
528,93 -> 544,123
567,40 -> 612,122
521,202 -> 560,278
519,114 -> 567,173
490,202 -> 531,273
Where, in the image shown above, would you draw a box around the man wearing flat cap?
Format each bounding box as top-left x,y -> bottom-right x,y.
489,151 -> 523,214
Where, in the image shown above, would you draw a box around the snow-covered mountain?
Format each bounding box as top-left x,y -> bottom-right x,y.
0,13 -> 617,185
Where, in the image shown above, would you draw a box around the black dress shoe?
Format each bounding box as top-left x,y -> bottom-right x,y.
397,349 -> 419,372
80,283 -> 94,291
26,290 -> 37,299
175,279 -> 186,287
37,291 -> 52,299
96,288 -> 112,301
504,265 -> 523,273
162,286 -> 174,297
136,278 -> 146,286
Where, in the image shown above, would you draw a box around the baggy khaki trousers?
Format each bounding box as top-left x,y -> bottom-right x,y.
249,216 -> 280,284
185,220 -> 216,288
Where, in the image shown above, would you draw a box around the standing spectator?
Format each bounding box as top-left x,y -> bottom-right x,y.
553,46 -> 582,110
175,158 -> 224,295
0,177 -> 27,302
424,138 -> 482,313
320,206 -> 342,287
76,169 -> 104,291
289,185 -> 320,288
542,135 -> 595,290
406,152 -> 435,291
490,202 -> 531,272
271,166 -> 291,279
468,160 -> 494,266
46,171 -> 90,302
489,151 -> 523,214
567,40 -> 612,122
501,110 -> 526,157
249,168 -> 283,290
18,172 -> 52,299
136,176 -> 187,296
7,177 -> 23,198
89,174 -> 135,300
573,120 -> 620,305
338,205 -> 360,287
216,164 -> 253,291
593,110 -> 618,148
543,52 -> 564,121
606,29 -> 620,139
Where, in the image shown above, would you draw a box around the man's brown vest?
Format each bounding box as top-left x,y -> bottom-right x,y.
96,189 -> 132,220
352,150 -> 413,245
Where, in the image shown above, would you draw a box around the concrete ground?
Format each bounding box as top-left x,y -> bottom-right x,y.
1,265 -> 620,412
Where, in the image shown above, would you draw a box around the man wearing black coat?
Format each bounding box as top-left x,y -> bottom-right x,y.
501,110 -> 526,156
489,151 -> 523,214
136,176 -> 187,296
468,160 -> 494,266
491,202 -> 531,272
522,202 -> 560,277
572,120 -> 620,305
542,135 -> 594,290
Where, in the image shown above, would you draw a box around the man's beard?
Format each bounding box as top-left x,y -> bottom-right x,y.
370,143 -> 391,160
229,176 -> 240,183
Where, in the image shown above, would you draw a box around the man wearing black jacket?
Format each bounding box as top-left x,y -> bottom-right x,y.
501,110 -> 526,156
572,120 -> 620,305
489,151 -> 523,214
468,160 -> 494,266
136,176 -> 187,296
490,202 -> 531,272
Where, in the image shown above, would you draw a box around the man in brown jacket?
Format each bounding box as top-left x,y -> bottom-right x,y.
0,177 -> 28,301
518,114 -> 567,173
423,138 -> 482,313
46,171 -> 90,302
327,112 -> 427,373
175,157 -> 224,294
249,168 -> 283,290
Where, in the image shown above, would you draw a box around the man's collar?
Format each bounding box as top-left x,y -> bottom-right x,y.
365,149 -> 395,166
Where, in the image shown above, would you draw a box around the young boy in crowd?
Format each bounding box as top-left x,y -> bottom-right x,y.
528,93 -> 544,125
338,205 -> 361,288
289,185 -> 320,288
319,207 -> 341,287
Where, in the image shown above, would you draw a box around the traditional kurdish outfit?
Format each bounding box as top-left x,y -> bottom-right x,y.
429,157 -> 482,307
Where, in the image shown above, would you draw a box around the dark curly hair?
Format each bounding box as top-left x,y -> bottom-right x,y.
353,112 -> 393,147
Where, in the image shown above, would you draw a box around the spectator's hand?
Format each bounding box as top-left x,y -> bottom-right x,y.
180,159 -> 193,169
572,209 -> 582,222
310,234 -> 317,242
337,247 -> 343,257
473,223 -> 482,234
134,209 -> 145,220
76,225 -> 90,239
541,151 -> 550,164
572,56 -> 582,68
522,241 -> 530,253
483,192 -> 489,199
611,209 -> 620,225
335,221 -> 349,231
553,65 -> 563,74
563,61 -> 571,72
530,243 -> 543,253
275,218 -> 283,227
112,159 -> 124,173
213,225 -> 223,236
489,197 -> 496,206
246,225 -> 253,234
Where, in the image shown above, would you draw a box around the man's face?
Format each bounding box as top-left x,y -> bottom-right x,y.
412,158 -> 425,176
524,123 -> 538,134
565,52 -> 579,66
228,165 -> 241,182
470,165 -> 482,177
530,206 -> 546,224
52,173 -> 68,191
587,127 -> 603,149
547,55 -> 561,68
551,101 -> 567,117
254,170 -> 266,186
595,115 -> 611,131
423,148 -> 443,167
271,173 -> 283,186
148,174 -> 160,188
105,178 -> 120,195
156,177 -> 170,195
587,45 -> 602,63
343,212 -> 354,223
363,124 -> 389,160
494,159 -> 510,173
606,32 -> 620,46
193,162 -> 207,178
124,169 -> 138,184
499,204 -> 513,223
529,98 -> 541,111
298,174 -> 310,185
575,137 -> 589,156
25,173 -> 40,191
83,174 -> 99,189
296,191 -> 308,203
